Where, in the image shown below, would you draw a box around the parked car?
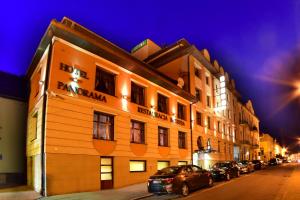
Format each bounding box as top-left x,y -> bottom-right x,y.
210,161 -> 240,181
238,160 -> 255,173
252,160 -> 265,170
269,158 -> 278,166
148,165 -> 213,196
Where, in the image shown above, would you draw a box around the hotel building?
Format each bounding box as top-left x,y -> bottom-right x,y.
26,17 -> 260,196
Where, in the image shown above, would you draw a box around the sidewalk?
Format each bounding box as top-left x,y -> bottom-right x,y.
41,182 -> 153,200
281,163 -> 300,200
0,185 -> 41,200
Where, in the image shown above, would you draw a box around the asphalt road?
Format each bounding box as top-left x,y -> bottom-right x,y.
144,163 -> 299,200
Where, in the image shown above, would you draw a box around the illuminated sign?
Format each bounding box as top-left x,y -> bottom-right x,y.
137,107 -> 168,120
60,63 -> 89,80
215,75 -> 227,111
170,118 -> 185,126
57,81 -> 107,103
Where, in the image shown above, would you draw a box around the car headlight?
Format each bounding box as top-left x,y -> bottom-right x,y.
219,169 -> 225,174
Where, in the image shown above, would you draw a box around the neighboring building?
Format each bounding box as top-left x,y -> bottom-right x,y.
235,100 -> 260,161
26,17 -> 261,196
260,133 -> 275,162
0,72 -> 27,187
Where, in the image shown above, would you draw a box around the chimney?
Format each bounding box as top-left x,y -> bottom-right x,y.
131,39 -> 161,61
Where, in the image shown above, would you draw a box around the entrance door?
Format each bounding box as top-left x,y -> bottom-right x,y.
100,157 -> 113,189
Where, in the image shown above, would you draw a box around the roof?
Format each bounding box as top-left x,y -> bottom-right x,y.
26,17 -> 197,103
0,71 -> 27,101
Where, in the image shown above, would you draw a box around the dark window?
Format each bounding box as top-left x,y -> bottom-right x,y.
217,121 -> 221,132
224,143 -> 226,153
218,141 -> 220,152
206,95 -> 211,107
178,131 -> 186,149
206,76 -> 209,85
95,67 -> 115,96
195,68 -> 201,78
130,120 -> 145,144
157,93 -> 168,114
177,103 -> 186,120
158,127 -> 169,147
196,112 -> 202,126
207,116 -> 211,129
195,88 -> 201,102
131,82 -> 145,106
93,112 -> 114,140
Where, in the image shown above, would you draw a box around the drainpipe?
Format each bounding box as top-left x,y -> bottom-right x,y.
41,42 -> 53,196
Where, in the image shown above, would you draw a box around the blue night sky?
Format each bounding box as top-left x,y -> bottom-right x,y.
1,0 -> 300,150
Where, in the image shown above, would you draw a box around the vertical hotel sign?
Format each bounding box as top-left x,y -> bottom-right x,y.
215,75 -> 227,111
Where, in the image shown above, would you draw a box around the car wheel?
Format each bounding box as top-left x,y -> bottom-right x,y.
226,173 -> 230,181
181,183 -> 189,196
208,177 -> 214,187
237,171 -> 240,177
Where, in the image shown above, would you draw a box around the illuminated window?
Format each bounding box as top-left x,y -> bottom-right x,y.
177,103 -> 186,120
178,161 -> 188,166
100,157 -> 113,181
95,67 -> 115,96
130,120 -> 145,144
195,88 -> 202,102
196,112 -> 203,126
178,131 -> 186,149
195,68 -> 201,78
130,160 -> 146,172
157,161 -> 170,170
157,93 -> 168,114
158,126 -> 169,147
93,112 -> 114,140
131,82 -> 145,106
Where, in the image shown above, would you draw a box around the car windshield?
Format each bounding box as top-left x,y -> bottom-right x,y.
252,160 -> 259,164
155,167 -> 181,175
241,161 -> 248,164
213,163 -> 230,168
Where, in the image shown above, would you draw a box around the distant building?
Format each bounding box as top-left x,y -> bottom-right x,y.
259,133 -> 275,162
0,72 -> 27,187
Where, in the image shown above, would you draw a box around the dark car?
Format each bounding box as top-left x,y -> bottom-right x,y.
210,161 -> 240,181
269,158 -> 278,166
148,165 -> 213,196
252,160 -> 265,170
238,160 -> 255,173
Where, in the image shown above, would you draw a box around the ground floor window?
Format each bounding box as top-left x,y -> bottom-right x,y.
178,161 -> 188,166
157,161 -> 170,170
130,160 -> 146,172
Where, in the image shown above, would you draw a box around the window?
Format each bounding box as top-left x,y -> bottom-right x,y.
93,112 -> 114,140
223,124 -> 226,134
31,112 -> 38,141
157,93 -> 168,114
158,127 -> 169,147
95,67 -> 116,96
131,82 -> 145,106
206,95 -> 211,107
217,121 -> 221,132
196,112 -> 203,126
224,143 -> 226,153
178,131 -> 186,149
195,88 -> 201,102
206,76 -> 210,85
195,68 -> 201,78
100,157 -> 113,181
218,141 -> 221,152
157,161 -> 170,170
177,103 -> 186,120
178,161 -> 188,166
207,116 -> 211,129
130,160 -> 146,172
207,138 -> 211,150
130,120 -> 145,144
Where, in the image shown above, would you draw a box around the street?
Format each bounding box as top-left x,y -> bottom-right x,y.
144,163 -> 300,200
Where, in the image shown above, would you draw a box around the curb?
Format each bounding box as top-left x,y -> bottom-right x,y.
130,193 -> 154,200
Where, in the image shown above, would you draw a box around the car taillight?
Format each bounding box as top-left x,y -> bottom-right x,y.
163,178 -> 174,184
